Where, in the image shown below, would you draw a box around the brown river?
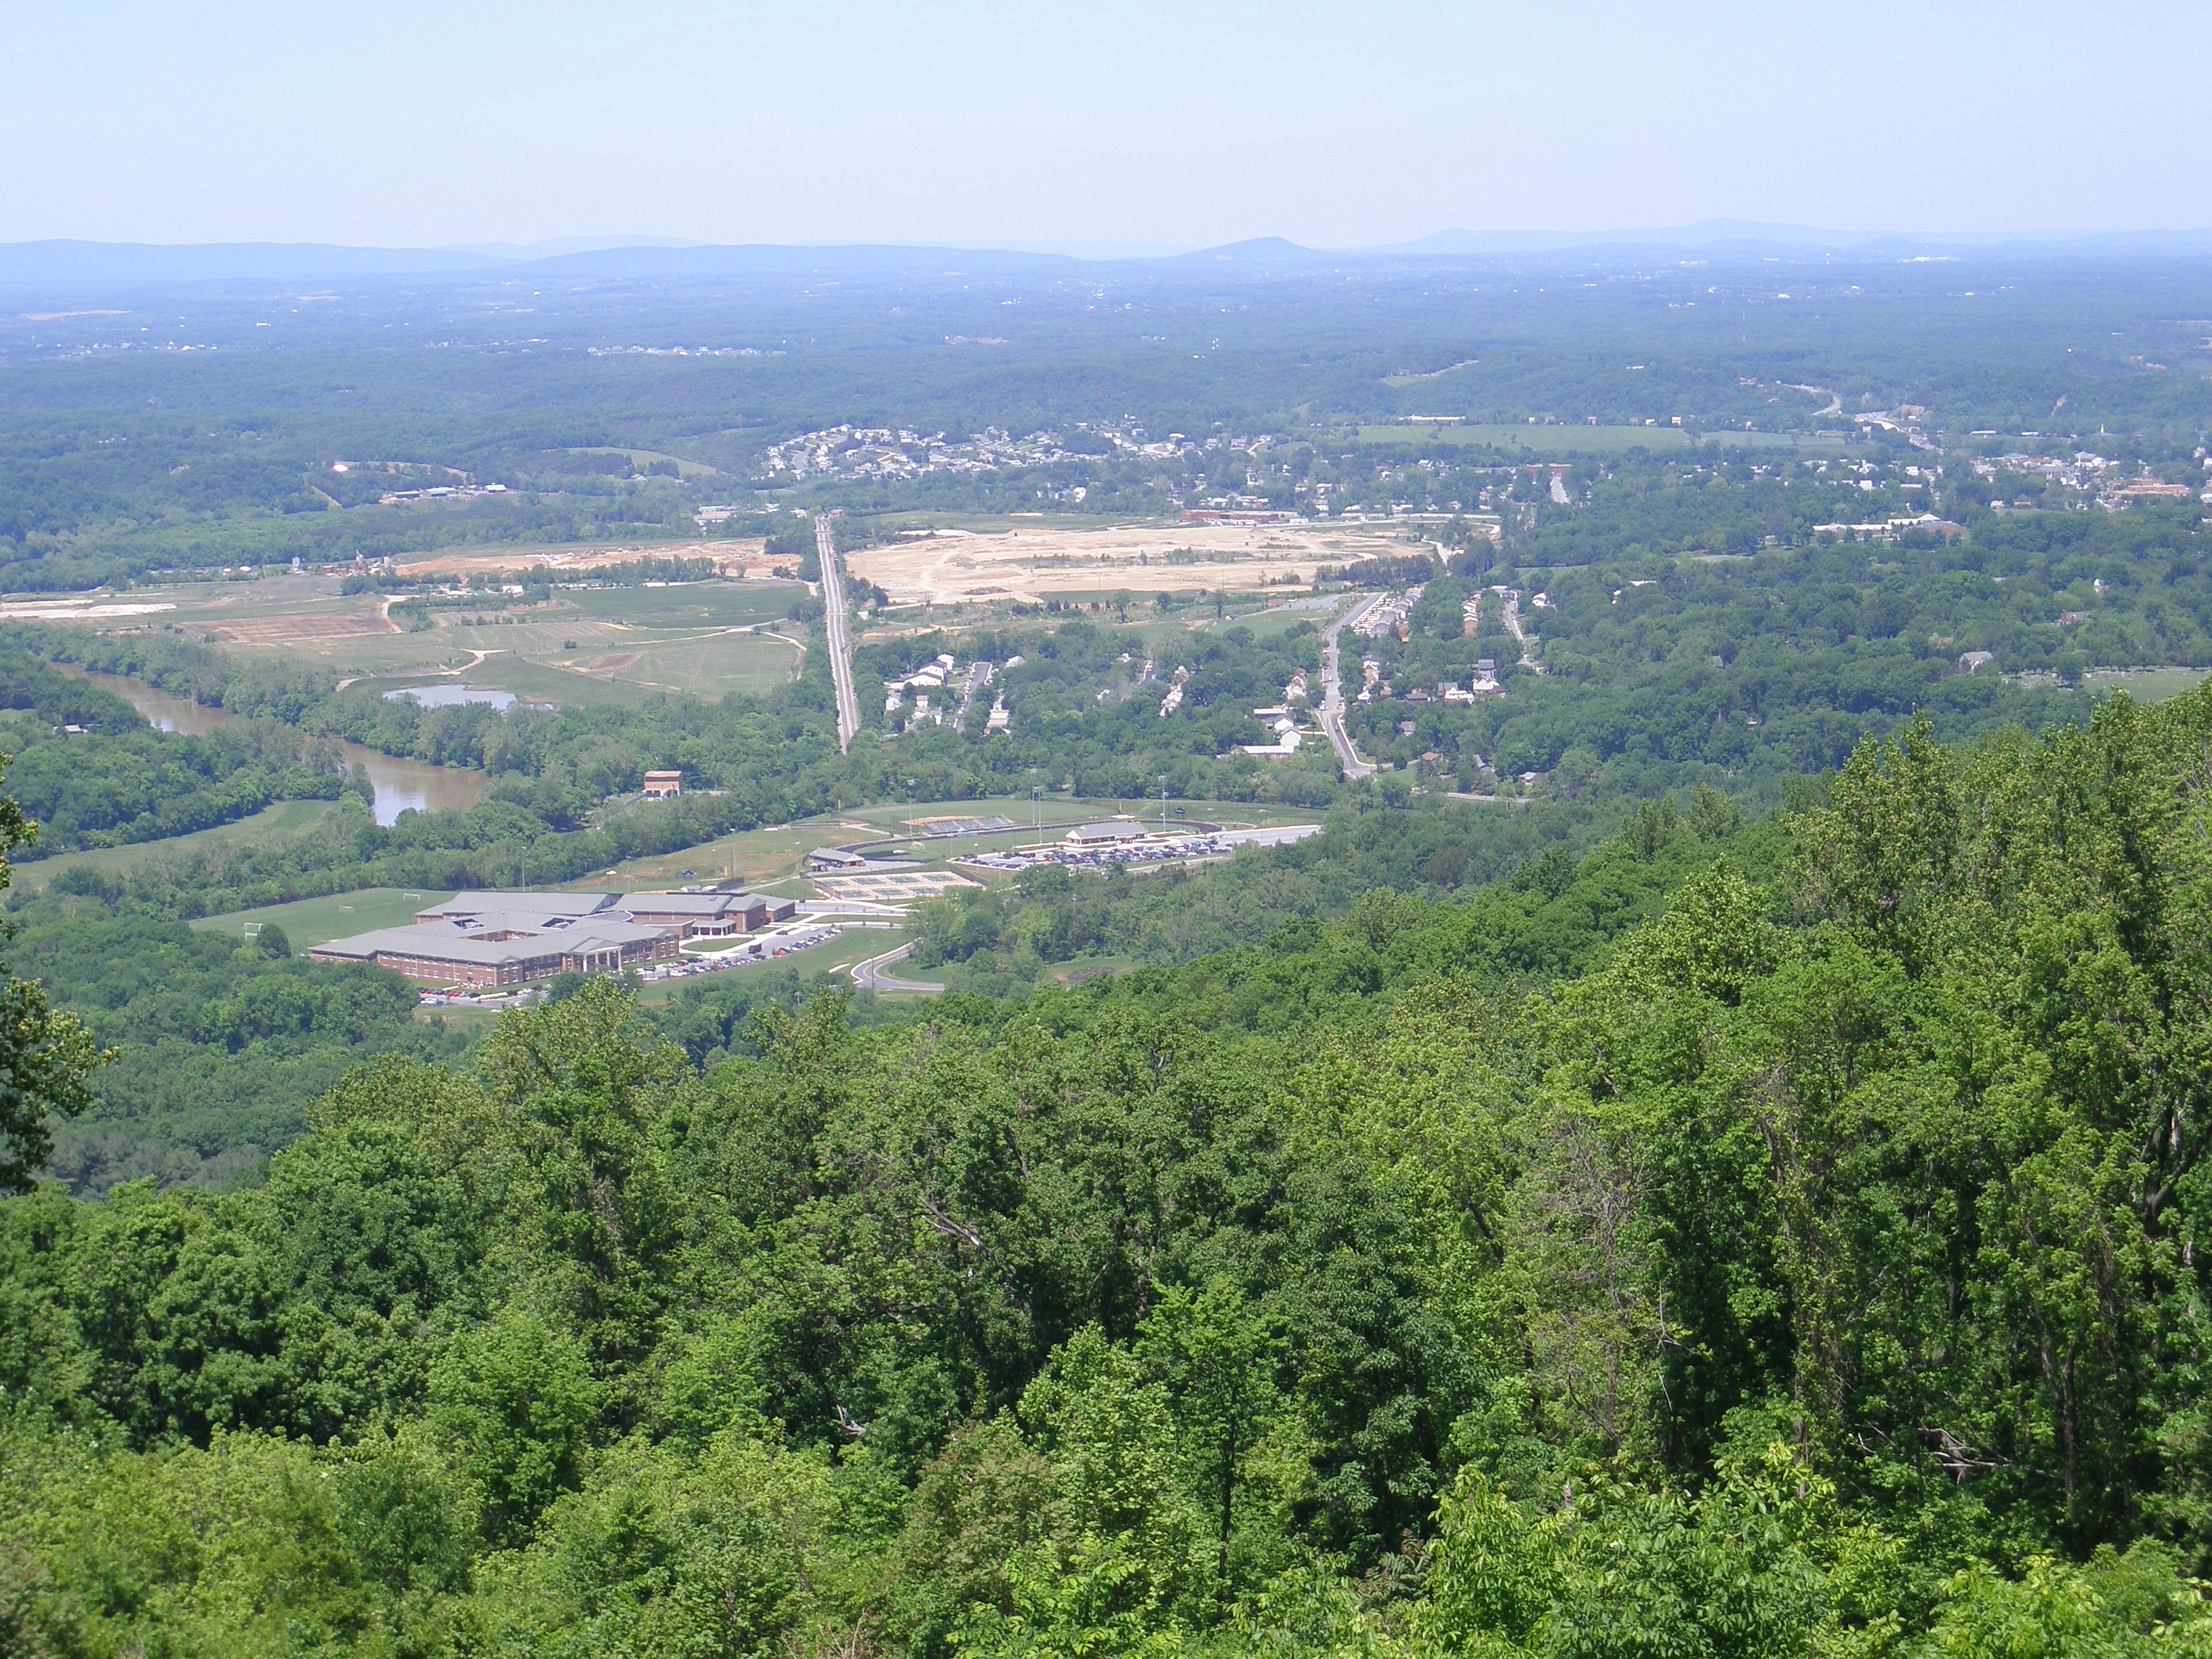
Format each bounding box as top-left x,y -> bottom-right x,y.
57,667 -> 487,827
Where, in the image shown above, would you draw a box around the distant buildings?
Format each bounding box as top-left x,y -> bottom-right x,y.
1242,708 -> 1305,756
1352,586 -> 1422,641
641,771 -> 683,800
311,888 -> 792,987
1065,821 -> 1146,845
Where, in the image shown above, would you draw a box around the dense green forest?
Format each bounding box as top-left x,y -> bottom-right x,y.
12,690 -> 2212,1652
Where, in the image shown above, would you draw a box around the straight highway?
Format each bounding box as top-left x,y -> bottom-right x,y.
815,513 -> 863,751
1319,591 -> 1382,779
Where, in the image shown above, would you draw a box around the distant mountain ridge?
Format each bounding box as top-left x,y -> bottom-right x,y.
5,222 -> 2212,287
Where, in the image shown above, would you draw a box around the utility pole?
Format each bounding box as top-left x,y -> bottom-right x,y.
1160,774 -> 1169,830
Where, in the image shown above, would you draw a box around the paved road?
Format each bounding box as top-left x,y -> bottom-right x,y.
849,939 -> 943,994
951,660 -> 992,733
1498,589 -> 1545,674
815,514 -> 862,751
1319,592 -> 1384,779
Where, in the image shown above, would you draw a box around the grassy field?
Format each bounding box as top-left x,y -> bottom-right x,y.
32,573 -> 812,710
191,887 -> 454,949
564,447 -> 724,480
336,586 -> 809,704
15,799 -> 346,891
2084,667 -> 2212,703
1357,424 -> 1853,455
547,586 -> 796,626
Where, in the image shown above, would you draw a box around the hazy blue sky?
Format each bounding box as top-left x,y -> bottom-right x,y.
4,0 -> 2205,249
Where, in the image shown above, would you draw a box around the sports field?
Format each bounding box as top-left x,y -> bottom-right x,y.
191,887 -> 454,949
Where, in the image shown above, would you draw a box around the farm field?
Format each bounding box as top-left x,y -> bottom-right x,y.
1355,424 -> 1854,454
12,569 -> 813,709
191,887 -> 455,949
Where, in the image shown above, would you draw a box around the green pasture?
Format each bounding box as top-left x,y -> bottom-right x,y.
191,887 -> 455,950
550,583 -> 800,626
585,632 -> 804,699
563,447 -> 723,479
2084,668 -> 2212,703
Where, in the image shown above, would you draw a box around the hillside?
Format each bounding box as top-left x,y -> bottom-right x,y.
8,691 -> 2212,1653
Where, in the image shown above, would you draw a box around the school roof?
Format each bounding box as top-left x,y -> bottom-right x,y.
617,891 -> 766,917
313,917 -> 673,969
419,890 -> 623,922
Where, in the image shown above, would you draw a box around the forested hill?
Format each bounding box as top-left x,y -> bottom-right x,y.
13,693 -> 2212,1654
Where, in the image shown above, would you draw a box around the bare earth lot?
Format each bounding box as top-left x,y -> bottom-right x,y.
846,520 -> 1427,605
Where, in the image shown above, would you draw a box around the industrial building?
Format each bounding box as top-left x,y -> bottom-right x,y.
1063,821 -> 1147,846
310,916 -> 678,987
620,890 -> 796,936
314,888 -> 794,986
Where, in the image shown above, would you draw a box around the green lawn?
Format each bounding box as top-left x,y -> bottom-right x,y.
190,887 -> 455,950
549,583 -> 800,626
1357,424 -> 1852,455
586,632 -> 803,699
461,657 -> 670,709
2084,667 -> 2212,703
563,447 -> 724,480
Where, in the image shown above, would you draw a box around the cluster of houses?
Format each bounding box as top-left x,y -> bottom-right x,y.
1352,586 -> 1422,640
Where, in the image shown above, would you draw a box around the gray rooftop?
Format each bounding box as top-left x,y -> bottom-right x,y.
424,890 -> 621,920
618,891 -> 761,916
315,916 -> 673,968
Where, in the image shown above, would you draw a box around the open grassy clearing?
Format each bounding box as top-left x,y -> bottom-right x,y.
15,799 -> 346,891
544,584 -> 800,626
60,573 -> 814,708
190,887 -> 454,949
2083,667 -> 2212,703
1356,424 -> 1853,454
566,632 -> 802,699
564,447 -> 723,479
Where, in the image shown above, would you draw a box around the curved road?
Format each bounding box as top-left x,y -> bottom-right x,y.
815,513 -> 862,752
1319,592 -> 1384,779
849,939 -> 943,994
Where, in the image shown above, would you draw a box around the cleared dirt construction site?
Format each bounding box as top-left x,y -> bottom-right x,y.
846,520 -> 1433,605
